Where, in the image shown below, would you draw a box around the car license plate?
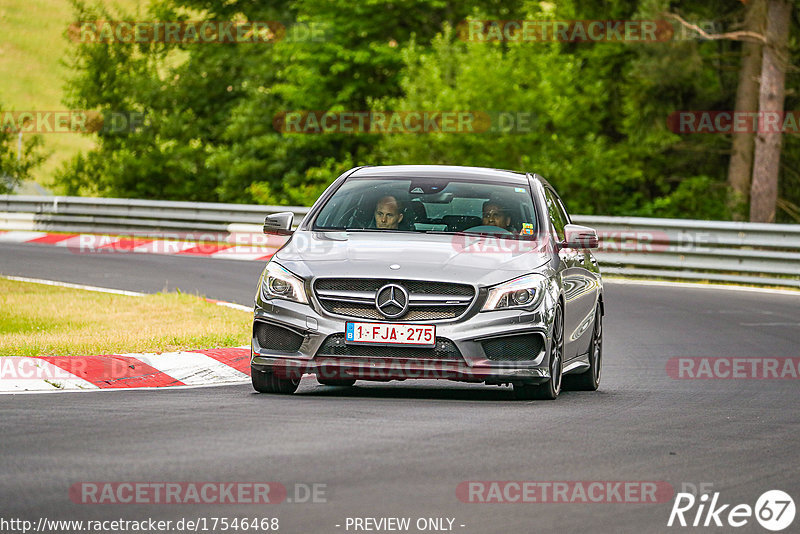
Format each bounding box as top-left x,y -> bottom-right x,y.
345,322 -> 435,347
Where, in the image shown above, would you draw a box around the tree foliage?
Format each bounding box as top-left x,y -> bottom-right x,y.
57,0 -> 799,221
0,102 -> 45,194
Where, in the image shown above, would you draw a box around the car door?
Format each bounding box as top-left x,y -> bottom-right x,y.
543,187 -> 597,360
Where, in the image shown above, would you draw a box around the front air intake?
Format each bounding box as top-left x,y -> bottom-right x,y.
482,334 -> 544,361
254,321 -> 304,353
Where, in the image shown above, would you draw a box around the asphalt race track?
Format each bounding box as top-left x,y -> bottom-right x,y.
1,242 -> 799,533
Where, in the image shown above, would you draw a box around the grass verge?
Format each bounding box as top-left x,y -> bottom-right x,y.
0,277 -> 251,357
0,0 -> 142,187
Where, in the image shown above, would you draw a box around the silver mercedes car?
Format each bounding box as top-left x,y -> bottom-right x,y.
250,165 -> 603,399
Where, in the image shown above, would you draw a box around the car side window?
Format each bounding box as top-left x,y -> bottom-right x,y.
543,188 -> 568,241
554,195 -> 571,225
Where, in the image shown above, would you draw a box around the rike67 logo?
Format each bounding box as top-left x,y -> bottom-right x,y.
668,489 -> 795,531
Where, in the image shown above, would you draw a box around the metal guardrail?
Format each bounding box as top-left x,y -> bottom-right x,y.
0,195 -> 310,238
1,195 -> 799,288
576,215 -> 800,288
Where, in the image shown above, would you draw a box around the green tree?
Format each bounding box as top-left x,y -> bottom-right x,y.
370,0 -> 750,218
59,0 -> 291,199
0,104 -> 45,194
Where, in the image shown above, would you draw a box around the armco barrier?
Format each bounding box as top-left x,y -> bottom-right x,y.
0,195 -> 309,238
1,195 -> 798,288
579,215 -> 800,287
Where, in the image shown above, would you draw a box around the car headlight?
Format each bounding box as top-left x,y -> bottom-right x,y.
261,262 -> 308,304
482,274 -> 545,311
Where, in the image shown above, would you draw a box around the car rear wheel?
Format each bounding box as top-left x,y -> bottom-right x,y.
317,378 -> 356,387
563,303 -> 602,391
514,304 -> 563,400
251,367 -> 300,394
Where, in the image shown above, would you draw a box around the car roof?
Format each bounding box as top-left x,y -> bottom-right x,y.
349,165 -> 531,186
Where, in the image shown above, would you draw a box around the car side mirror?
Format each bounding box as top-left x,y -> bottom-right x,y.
562,224 -> 599,249
263,212 -> 294,235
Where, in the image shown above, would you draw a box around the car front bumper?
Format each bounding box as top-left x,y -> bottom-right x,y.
250,295 -> 555,385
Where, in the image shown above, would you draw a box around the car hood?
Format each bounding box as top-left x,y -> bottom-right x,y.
274,231 -> 551,287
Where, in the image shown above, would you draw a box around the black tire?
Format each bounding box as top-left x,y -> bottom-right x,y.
317,377 -> 356,387
563,303 -> 602,391
514,304 -> 564,400
251,367 -> 300,394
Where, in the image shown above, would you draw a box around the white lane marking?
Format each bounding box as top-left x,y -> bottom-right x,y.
0,231 -> 47,242
739,322 -> 800,327
54,235 -> 92,249
2,275 -> 147,296
214,301 -> 253,312
604,277 -> 800,296
211,245 -> 276,261
130,351 -> 250,385
0,276 -> 251,313
132,240 -> 198,254
0,378 -> 65,392
51,234 -> 121,251
53,235 -> 80,247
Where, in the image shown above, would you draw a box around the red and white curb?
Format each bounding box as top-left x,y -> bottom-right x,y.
0,230 -> 282,262
0,347 -> 252,394
0,276 -> 254,394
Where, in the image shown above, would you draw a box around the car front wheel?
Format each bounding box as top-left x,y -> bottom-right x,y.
251,367 -> 300,394
563,303 -> 602,391
514,303 -> 564,400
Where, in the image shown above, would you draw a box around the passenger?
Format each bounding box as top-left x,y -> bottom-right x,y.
374,195 -> 404,229
481,199 -> 514,231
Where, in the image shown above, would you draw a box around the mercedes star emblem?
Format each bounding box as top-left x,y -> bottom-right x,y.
375,284 -> 409,319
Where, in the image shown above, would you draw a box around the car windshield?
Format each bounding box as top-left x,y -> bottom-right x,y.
313,177 -> 538,238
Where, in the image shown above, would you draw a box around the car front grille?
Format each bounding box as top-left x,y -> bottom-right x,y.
481,334 -> 545,361
316,334 -> 464,361
254,321 -> 304,353
314,278 -> 475,321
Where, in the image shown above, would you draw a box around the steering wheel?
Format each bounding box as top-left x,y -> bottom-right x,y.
464,225 -> 513,235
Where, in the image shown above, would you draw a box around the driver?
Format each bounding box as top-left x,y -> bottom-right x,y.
482,200 -> 513,231
374,195 -> 404,229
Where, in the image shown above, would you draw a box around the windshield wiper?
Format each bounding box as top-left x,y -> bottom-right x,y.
342,228 -> 418,234
423,230 -> 495,237
424,230 -> 534,240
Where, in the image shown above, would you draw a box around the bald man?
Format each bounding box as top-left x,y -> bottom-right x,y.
482,200 -> 512,231
374,195 -> 404,229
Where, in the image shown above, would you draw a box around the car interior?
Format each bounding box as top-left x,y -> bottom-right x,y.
315,179 -> 536,235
